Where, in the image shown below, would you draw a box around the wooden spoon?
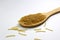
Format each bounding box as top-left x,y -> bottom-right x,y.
18,7 -> 60,28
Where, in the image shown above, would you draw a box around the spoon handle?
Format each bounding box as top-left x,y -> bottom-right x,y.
46,7 -> 60,17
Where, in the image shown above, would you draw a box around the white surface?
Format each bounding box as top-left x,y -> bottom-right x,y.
0,0 -> 60,40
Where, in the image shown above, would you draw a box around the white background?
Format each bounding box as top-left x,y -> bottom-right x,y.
0,0 -> 60,40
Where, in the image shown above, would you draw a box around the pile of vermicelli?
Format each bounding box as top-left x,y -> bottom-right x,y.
19,13 -> 46,25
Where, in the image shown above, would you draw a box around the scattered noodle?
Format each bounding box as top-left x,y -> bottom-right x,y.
18,33 -> 27,36
34,38 -> 41,40
8,26 -> 19,30
8,26 -> 27,32
6,35 -> 16,38
18,30 -> 26,32
36,30 -> 46,32
34,28 -> 41,31
34,28 -> 46,32
45,28 -> 53,31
